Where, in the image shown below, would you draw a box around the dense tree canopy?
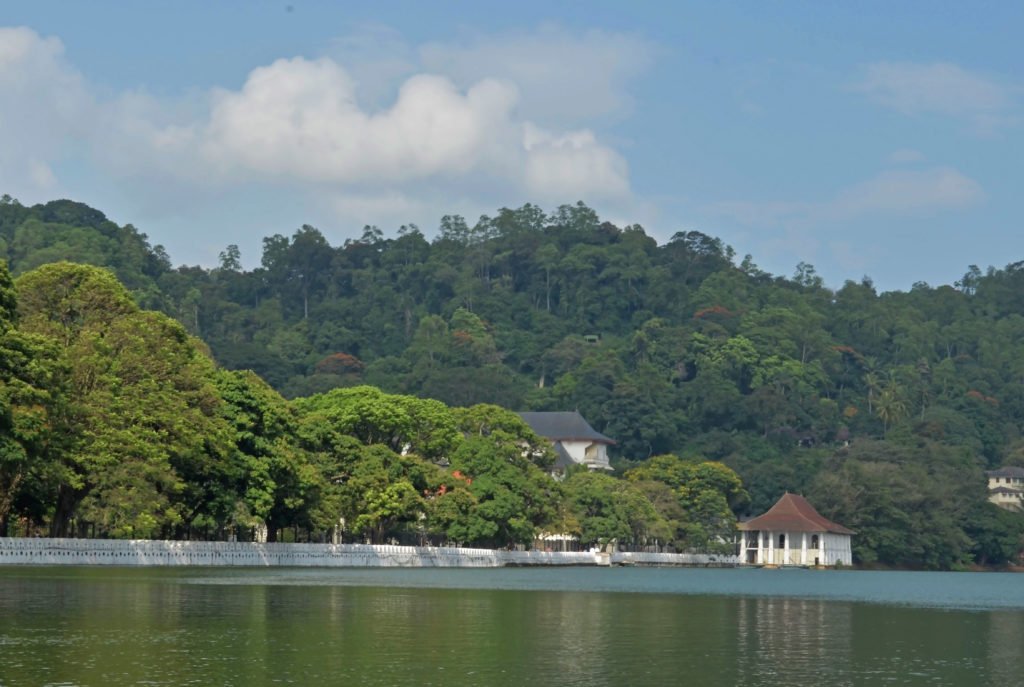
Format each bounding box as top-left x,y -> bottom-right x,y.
1,196 -> 1023,567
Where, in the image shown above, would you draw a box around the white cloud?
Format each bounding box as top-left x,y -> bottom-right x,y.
200,57 -> 521,184
704,199 -> 810,229
708,166 -> 984,229
181,55 -> 631,200
522,124 -> 630,200
328,189 -> 429,226
114,56 -> 633,212
0,24 -> 641,248
853,61 -> 1017,133
829,239 -> 873,274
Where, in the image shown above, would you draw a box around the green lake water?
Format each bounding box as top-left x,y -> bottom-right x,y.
1,566 -> 1022,686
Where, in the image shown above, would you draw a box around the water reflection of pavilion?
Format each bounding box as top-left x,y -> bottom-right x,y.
735,596 -> 853,686
987,611 -> 1024,686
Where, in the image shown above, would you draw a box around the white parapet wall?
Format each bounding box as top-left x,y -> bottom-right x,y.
613,551 -> 739,567
0,538 -> 737,568
0,538 -> 501,568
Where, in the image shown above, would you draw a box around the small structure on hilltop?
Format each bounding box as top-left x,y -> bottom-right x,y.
738,493 -> 854,567
517,411 -> 615,475
985,467 -> 1024,511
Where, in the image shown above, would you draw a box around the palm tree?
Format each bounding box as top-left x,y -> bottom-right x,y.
864,370 -> 881,415
875,385 -> 908,434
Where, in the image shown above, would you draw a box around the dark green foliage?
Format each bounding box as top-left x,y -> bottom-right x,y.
964,502 -> 1024,566
807,440 -> 984,570
0,199 -> 170,306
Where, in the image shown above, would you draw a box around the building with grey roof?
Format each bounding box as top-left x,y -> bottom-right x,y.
517,411 -> 615,474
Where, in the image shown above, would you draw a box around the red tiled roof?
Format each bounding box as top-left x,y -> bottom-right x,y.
738,493 -> 855,535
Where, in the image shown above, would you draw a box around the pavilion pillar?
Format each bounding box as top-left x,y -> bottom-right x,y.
783,531 -> 790,566
756,532 -> 763,565
767,530 -> 774,565
740,530 -> 747,563
800,532 -> 807,565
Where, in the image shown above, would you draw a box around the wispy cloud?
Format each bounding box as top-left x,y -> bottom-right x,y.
326,23 -> 656,127
829,167 -> 983,218
0,27 -> 92,195
707,166 -> 984,229
852,61 -> 1018,134
887,148 -> 925,164
418,25 -> 655,126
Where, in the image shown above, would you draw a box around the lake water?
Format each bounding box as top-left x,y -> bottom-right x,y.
1,566 -> 1022,686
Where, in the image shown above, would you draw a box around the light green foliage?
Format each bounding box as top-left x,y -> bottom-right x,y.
15,263 -> 232,538
563,471 -> 669,548
294,385 -> 461,461
625,455 -> 747,552
452,404 -> 554,469
72,310 -> 232,538
15,261 -> 136,344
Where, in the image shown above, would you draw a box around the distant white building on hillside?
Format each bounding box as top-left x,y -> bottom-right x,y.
985,466 -> 1024,511
517,411 -> 615,474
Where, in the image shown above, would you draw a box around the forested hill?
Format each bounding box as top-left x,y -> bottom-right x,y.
2,194 -> 1024,568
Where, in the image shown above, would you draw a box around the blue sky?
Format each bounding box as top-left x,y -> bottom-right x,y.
2,1 -> 1021,291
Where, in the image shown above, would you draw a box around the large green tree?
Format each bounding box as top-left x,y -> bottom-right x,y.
16,263 -> 232,538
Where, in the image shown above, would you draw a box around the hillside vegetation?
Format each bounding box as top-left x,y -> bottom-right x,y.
1,194 -> 1022,567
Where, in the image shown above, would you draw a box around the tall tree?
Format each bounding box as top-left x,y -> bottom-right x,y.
16,263 -> 232,538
